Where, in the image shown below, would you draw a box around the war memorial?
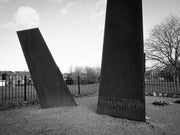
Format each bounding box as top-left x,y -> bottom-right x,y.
17,0 -> 145,122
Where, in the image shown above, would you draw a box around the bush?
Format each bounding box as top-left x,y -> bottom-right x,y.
65,76 -> 74,85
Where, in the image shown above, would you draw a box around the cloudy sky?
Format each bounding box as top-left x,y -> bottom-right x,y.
0,0 -> 180,73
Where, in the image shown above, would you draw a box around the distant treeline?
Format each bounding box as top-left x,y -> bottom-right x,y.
64,66 -> 101,85
0,67 -> 101,85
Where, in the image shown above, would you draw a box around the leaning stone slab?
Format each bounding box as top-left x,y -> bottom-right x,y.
17,28 -> 77,108
97,0 -> 145,122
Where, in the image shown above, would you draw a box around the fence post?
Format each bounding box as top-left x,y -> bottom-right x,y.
24,75 -> 27,101
78,75 -> 80,95
176,72 -> 180,93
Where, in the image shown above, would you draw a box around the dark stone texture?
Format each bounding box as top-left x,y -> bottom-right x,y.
97,0 -> 145,122
17,28 -> 77,108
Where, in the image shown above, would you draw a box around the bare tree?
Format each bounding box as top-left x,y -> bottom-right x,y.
145,15 -> 180,72
68,65 -> 73,74
84,66 -> 100,80
85,66 -> 94,77
74,66 -> 84,76
68,66 -> 101,84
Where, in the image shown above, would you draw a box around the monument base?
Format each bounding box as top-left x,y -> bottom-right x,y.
97,96 -> 145,121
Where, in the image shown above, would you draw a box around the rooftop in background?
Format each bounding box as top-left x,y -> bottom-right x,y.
0,71 -> 30,76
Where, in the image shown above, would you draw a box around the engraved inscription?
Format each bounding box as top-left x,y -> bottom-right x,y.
98,96 -> 144,111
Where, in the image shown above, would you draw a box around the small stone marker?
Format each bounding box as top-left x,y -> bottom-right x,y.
97,0 -> 145,122
17,28 -> 77,108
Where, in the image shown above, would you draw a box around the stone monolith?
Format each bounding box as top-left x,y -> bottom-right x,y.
17,28 -> 77,108
97,0 -> 145,122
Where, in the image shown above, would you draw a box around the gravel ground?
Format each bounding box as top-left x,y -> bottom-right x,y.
0,95 -> 180,135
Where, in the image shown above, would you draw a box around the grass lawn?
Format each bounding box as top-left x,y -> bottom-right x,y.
0,95 -> 180,135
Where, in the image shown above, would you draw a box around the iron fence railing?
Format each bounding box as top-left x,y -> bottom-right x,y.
145,72 -> 180,94
0,75 -> 99,103
0,72 -> 180,103
0,75 -> 37,103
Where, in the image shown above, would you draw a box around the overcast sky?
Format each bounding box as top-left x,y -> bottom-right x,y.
0,0 -> 180,73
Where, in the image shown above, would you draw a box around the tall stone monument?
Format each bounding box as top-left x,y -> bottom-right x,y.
97,0 -> 145,122
17,28 -> 77,108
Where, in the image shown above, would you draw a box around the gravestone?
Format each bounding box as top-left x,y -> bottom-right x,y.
97,0 -> 145,122
17,28 -> 77,108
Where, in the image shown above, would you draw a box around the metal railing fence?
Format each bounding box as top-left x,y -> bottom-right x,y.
145,71 -> 180,94
0,72 -> 180,103
0,75 -> 99,103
